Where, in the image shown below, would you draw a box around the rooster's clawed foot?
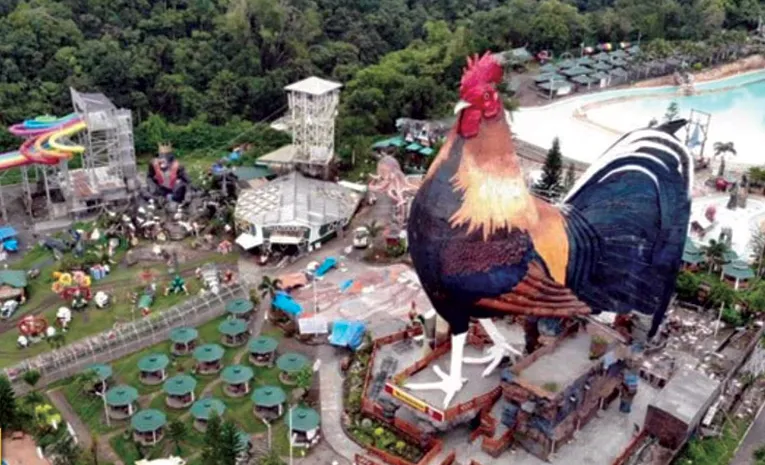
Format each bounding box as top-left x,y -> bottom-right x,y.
405,365 -> 468,409
464,343 -> 520,377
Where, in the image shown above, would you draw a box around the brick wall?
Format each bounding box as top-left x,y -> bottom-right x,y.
644,406 -> 688,450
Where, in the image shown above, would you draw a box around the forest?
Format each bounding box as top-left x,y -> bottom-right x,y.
0,0 -> 762,164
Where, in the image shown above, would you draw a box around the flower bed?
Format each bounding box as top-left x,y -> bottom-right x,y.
342,333 -> 427,464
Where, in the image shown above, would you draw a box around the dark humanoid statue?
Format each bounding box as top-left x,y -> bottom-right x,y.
146,143 -> 190,203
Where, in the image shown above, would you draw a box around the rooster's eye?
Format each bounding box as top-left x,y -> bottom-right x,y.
483,92 -> 491,101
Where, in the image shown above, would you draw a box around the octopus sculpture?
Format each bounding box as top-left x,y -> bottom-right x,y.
368,155 -> 421,226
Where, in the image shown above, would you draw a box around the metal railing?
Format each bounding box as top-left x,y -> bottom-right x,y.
6,282 -> 248,395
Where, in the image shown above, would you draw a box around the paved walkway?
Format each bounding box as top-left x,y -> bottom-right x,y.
731,402 -> 765,465
318,344 -> 365,461
47,389 -> 124,465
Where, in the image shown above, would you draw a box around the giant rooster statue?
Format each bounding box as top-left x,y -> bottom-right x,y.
406,53 -> 692,408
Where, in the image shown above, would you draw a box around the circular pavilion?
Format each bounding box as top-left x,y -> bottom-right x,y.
85,363 -> 112,394
221,365 -> 255,397
138,354 -> 170,385
276,353 -> 308,385
190,398 -> 226,432
170,327 -> 199,356
289,407 -> 321,448
226,298 -> 255,321
252,386 -> 286,420
248,336 -> 278,367
131,409 -> 167,446
218,319 -> 249,347
722,260 -> 755,290
163,374 -> 197,409
194,343 -> 225,374
105,385 -> 139,420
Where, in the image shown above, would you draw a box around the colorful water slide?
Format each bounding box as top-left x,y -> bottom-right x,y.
5,114 -> 87,169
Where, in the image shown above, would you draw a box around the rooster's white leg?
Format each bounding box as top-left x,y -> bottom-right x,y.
405,332 -> 468,409
464,318 -> 523,377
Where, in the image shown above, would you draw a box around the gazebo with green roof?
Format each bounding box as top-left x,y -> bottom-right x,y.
131,409 -> 167,445
194,343 -> 225,374
249,336 -> 279,366
190,398 -> 226,432
137,354 -> 169,385
252,386 -> 287,419
170,327 -> 199,356
84,364 -> 112,393
163,374 -> 197,409
105,385 -> 139,420
226,298 -> 256,321
219,318 -> 250,347
221,365 -> 255,397
682,240 -> 705,269
289,407 -> 321,448
722,261 -> 755,290
277,353 -> 309,385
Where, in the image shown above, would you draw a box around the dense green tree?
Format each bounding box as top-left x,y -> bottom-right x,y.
535,137 -> 564,199
218,421 -> 245,465
0,375 -> 18,430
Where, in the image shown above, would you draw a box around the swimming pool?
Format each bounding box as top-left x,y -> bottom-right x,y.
512,70 -> 765,165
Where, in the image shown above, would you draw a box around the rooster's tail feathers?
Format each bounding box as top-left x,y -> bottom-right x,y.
562,126 -> 693,335
564,125 -> 693,204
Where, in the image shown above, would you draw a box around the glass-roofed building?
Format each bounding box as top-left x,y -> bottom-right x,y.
235,171 -> 363,252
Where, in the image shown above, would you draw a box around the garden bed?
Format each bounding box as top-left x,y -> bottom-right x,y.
342,341 -> 426,465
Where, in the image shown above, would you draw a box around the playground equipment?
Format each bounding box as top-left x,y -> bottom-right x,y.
18,315 -> 49,338
51,271 -> 93,308
4,88 -> 137,222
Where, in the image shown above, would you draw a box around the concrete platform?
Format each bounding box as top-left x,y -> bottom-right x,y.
433,382 -> 660,465
401,345 -> 501,408
518,332 -> 595,389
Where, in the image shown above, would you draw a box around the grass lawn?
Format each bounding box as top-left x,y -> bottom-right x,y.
110,434 -> 143,464
58,315 -> 318,462
59,382 -> 122,435
148,394 -> 187,421
0,253 -> 238,368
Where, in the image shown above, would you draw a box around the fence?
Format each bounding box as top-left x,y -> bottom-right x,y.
6,282 -> 247,395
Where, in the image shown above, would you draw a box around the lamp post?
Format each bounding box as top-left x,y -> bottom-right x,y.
260,417 -> 272,449
288,404 -> 294,465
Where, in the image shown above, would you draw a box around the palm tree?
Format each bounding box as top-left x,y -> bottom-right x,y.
167,419 -> 187,454
365,220 -> 383,239
258,276 -> 282,300
703,239 -> 729,272
713,141 -> 736,177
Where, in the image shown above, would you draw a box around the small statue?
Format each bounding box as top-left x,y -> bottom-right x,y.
71,290 -> 88,311
739,174 -> 749,208
726,182 -> 738,210
165,275 -> 188,296
147,143 -> 190,203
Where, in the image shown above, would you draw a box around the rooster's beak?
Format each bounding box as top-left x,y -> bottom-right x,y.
454,100 -> 472,115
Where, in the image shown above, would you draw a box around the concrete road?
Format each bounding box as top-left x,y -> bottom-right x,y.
730,403 -> 765,465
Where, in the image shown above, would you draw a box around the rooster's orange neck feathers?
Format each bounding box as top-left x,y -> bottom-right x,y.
448,116 -> 539,239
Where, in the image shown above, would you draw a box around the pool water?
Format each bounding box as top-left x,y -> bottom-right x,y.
512,70 -> 765,165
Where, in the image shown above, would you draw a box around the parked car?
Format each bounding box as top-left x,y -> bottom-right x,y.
353,226 -> 370,249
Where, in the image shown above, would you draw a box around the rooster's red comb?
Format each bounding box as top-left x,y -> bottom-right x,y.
460,52 -> 503,92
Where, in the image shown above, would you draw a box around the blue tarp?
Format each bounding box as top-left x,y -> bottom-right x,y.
329,320 -> 366,350
315,257 -> 337,278
339,279 -> 354,292
272,292 -> 303,316
0,226 -> 17,241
